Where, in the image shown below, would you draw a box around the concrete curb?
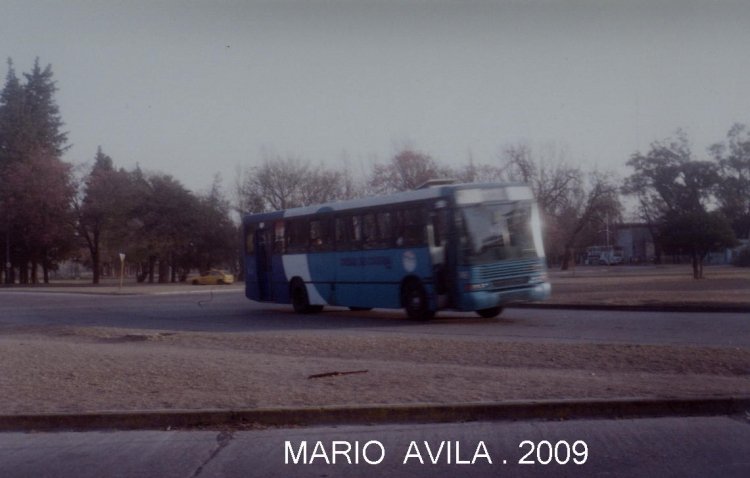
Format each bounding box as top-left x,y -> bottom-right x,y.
509,303 -> 750,313
1,287 -> 748,312
0,287 -> 242,297
1,397 -> 748,432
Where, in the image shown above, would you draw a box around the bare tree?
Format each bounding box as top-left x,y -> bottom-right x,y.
502,143 -> 582,219
498,143 -> 622,268
368,149 -> 449,193
238,153 -> 349,213
557,172 -> 622,270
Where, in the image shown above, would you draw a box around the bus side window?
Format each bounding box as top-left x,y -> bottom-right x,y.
273,220 -> 285,254
401,207 -> 426,247
335,215 -> 358,251
433,208 -> 449,247
352,215 -> 363,245
376,211 -> 393,247
286,219 -> 308,253
245,227 -> 255,255
334,216 -> 348,250
310,217 -> 333,251
362,213 -> 378,249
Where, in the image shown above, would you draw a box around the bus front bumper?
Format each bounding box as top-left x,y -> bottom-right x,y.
463,282 -> 551,311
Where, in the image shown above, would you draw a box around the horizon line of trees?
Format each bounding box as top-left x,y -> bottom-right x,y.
237,129 -> 748,278
2,59 -> 748,284
0,59 -> 237,285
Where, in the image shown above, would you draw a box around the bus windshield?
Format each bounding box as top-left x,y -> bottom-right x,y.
459,201 -> 538,264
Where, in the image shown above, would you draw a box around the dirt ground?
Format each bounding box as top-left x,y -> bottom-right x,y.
548,264 -> 750,307
1,264 -> 748,415
1,324 -> 748,415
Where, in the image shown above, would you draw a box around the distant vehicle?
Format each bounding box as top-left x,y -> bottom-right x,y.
190,269 -> 235,285
586,245 -> 624,265
242,181 -> 550,320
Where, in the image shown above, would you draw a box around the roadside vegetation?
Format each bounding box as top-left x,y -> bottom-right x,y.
1,59 -> 748,284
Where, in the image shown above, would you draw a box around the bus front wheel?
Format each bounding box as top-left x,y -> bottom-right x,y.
402,280 -> 435,321
476,307 -> 503,318
290,279 -> 323,314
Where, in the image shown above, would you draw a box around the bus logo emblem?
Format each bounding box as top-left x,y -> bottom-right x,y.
403,250 -> 417,273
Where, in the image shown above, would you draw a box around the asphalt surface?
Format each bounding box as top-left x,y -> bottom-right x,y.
0,287 -> 748,347
1,286 -> 748,476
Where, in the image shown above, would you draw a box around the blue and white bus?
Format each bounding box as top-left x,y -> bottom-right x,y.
242,181 -> 550,320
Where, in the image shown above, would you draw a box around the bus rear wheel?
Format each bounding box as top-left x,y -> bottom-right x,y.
402,280 -> 435,321
290,279 -> 323,314
476,307 -> 503,318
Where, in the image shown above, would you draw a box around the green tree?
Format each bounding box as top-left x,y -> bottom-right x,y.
191,175 -> 238,274
0,59 -> 73,284
0,60 -> 25,283
129,172 -> 199,283
710,123 -> 750,240
624,132 -> 734,278
21,58 -> 68,155
0,59 -> 26,166
76,147 -> 138,284
660,210 -> 737,278
1,150 -> 76,283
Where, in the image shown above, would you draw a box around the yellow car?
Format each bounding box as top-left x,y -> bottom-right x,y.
190,269 -> 235,285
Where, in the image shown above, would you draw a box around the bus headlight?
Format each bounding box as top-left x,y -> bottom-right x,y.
531,203 -> 545,258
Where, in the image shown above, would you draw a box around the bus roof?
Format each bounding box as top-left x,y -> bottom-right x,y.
242,182 -> 533,223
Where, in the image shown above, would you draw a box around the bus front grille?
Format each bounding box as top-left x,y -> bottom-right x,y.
476,258 -> 543,284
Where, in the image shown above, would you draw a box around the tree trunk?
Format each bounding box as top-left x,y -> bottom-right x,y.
91,253 -> 100,285
148,256 -> 156,283
137,262 -> 148,283
560,245 -> 575,270
19,262 -> 28,284
691,253 -> 704,279
170,252 -> 177,283
158,259 -> 169,283
43,260 -> 50,284
31,260 -> 38,284
86,229 -> 101,284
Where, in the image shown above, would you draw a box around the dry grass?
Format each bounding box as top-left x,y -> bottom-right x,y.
1,325 -> 748,414
547,265 -> 750,307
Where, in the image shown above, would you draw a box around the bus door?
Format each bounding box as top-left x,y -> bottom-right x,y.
428,201 -> 453,308
254,227 -> 274,301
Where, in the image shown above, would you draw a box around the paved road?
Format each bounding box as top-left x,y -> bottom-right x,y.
2,416 -> 749,477
0,289 -> 748,347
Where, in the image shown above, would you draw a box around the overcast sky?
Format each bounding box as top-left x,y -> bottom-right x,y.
3,0 -> 750,193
